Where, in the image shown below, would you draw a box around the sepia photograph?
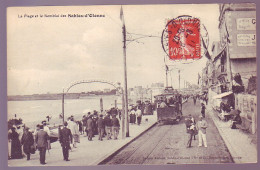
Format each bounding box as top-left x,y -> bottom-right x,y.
6,3 -> 257,166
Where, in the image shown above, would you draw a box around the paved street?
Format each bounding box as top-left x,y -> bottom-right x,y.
101,99 -> 234,165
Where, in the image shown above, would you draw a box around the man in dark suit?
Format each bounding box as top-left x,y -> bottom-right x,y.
59,121 -> 73,161
35,124 -> 50,165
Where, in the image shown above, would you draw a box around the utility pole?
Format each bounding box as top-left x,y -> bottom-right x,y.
121,6 -> 129,137
121,89 -> 125,139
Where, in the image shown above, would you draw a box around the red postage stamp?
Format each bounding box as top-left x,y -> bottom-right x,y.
162,16 -> 201,60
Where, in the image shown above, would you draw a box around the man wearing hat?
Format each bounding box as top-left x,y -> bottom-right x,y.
21,127 -> 34,160
59,121 -> 73,161
35,124 -> 50,165
197,116 -> 208,147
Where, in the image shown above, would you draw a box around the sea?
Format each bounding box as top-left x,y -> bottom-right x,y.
8,95 -> 121,128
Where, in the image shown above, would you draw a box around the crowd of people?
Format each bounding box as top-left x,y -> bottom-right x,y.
8,107 -> 122,165
161,94 -> 183,107
79,108 -> 121,141
8,121 -> 52,164
57,109 -> 122,163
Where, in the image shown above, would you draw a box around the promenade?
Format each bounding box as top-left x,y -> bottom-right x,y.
8,99 -> 257,166
8,114 -> 157,166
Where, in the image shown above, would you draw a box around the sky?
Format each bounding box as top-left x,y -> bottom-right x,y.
7,4 -> 220,95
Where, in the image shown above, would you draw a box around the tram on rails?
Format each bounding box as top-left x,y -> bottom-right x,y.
154,87 -> 182,125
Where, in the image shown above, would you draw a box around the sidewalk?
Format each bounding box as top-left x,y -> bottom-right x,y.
8,114 -> 158,166
206,104 -> 257,163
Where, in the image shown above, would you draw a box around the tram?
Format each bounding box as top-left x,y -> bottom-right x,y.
154,87 -> 182,124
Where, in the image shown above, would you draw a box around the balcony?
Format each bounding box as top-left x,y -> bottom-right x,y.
215,64 -> 227,79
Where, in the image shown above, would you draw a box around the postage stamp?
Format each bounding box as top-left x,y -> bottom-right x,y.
162,15 -> 201,60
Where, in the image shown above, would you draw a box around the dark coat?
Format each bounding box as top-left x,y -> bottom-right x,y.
104,116 -> 112,127
59,127 -> 72,147
86,118 -> 94,130
185,119 -> 192,129
97,118 -> 105,129
130,113 -> 136,123
78,121 -> 83,131
9,131 -> 23,159
21,131 -> 34,154
111,117 -> 120,127
83,117 -> 88,126
35,130 -> 49,148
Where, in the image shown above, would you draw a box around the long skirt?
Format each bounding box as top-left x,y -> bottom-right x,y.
11,140 -> 23,159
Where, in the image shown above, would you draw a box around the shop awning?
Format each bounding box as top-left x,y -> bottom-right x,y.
212,91 -> 233,99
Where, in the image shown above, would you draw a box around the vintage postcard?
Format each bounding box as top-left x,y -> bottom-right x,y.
7,3 -> 257,166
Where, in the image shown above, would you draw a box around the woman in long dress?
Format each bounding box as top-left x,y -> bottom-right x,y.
8,127 -> 23,159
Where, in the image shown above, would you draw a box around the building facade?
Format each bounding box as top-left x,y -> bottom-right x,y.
208,3 -> 257,134
218,3 -> 256,92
